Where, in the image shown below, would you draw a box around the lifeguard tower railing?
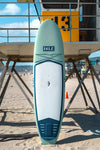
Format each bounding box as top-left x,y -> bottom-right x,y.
0,2 -> 39,43
0,1 -> 100,43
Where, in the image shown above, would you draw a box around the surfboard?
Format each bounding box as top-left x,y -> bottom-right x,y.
33,19 -> 65,145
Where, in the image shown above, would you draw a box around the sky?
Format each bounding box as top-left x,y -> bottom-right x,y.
0,0 -> 100,66
0,0 -> 40,66
0,0 -> 40,43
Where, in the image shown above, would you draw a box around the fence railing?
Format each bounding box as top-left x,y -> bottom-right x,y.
0,2 -> 40,43
0,1 -> 100,43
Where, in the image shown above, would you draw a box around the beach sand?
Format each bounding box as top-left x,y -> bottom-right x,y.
0,74 -> 100,150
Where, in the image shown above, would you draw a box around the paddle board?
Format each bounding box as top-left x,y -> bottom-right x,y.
33,19 -> 65,145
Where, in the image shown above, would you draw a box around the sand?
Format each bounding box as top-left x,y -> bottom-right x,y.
0,74 -> 100,150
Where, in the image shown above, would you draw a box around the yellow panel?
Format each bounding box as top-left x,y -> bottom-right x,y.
17,0 -> 33,2
42,11 -> 79,42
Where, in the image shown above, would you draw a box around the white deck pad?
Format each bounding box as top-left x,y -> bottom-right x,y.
35,61 -> 62,121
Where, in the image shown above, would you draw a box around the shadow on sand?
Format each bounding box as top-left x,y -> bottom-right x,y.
1,109 -> 100,143
0,132 -> 38,142
0,109 -> 38,142
57,134 -> 100,144
0,109 -> 36,127
57,112 -> 100,144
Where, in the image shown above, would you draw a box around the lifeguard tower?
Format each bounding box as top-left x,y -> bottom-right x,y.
0,0 -> 100,115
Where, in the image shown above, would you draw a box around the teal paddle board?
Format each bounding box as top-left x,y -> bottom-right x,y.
33,19 -> 65,145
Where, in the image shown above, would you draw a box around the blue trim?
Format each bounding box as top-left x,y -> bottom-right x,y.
34,60 -> 63,67
34,60 -> 64,140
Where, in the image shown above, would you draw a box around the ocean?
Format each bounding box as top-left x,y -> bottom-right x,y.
0,65 -> 33,73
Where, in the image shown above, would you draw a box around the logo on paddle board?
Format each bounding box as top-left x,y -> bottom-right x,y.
43,46 -> 55,51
